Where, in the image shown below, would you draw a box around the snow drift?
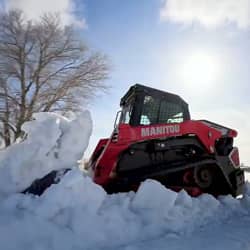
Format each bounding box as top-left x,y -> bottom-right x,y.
0,111 -> 92,196
0,110 -> 250,250
0,170 -> 250,250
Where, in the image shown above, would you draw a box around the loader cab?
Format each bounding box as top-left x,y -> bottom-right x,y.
119,84 -> 190,127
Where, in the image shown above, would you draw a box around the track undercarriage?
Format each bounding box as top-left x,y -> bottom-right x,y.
102,137 -> 244,197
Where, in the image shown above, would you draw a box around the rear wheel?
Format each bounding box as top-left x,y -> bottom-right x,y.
194,165 -> 215,190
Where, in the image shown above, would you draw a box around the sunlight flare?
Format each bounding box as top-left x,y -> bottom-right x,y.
181,51 -> 221,90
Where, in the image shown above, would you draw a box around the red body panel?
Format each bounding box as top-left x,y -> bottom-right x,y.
92,120 -> 237,186
91,138 -> 109,157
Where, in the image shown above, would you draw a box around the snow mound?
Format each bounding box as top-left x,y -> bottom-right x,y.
0,110 -> 250,249
0,171 -> 250,250
0,111 -> 92,196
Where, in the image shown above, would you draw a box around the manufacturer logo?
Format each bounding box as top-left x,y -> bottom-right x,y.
141,125 -> 180,137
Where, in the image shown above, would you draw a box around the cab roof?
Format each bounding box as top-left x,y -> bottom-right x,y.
120,84 -> 189,107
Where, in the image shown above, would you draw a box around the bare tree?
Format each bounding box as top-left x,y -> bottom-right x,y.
0,10 -> 109,146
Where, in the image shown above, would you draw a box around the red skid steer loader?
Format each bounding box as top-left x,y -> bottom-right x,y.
87,84 -> 245,197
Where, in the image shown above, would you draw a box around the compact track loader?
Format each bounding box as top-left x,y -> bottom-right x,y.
88,84 -> 245,197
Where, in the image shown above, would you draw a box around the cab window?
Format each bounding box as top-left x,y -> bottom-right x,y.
120,98 -> 134,124
140,95 -> 185,125
159,100 -> 184,124
140,95 -> 160,125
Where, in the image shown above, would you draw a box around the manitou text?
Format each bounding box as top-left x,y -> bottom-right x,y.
141,125 -> 180,137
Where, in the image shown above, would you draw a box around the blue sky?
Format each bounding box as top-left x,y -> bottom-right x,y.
81,0 -> 250,164
1,0 -> 250,164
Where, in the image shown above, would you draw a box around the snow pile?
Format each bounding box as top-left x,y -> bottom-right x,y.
0,110 -> 250,250
0,111 -> 92,196
0,171 -> 249,250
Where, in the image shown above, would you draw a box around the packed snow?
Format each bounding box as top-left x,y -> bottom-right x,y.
0,111 -> 250,250
0,111 -> 92,196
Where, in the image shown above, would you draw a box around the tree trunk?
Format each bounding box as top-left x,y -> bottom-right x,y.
3,121 -> 11,147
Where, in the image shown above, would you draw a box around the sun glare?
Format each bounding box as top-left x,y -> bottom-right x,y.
181,51 -> 220,90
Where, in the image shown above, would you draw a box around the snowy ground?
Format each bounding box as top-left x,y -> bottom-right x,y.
0,112 -> 250,250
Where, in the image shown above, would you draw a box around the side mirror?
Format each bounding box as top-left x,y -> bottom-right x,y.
114,110 -> 122,129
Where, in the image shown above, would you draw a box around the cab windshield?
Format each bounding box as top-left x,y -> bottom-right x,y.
140,95 -> 185,125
